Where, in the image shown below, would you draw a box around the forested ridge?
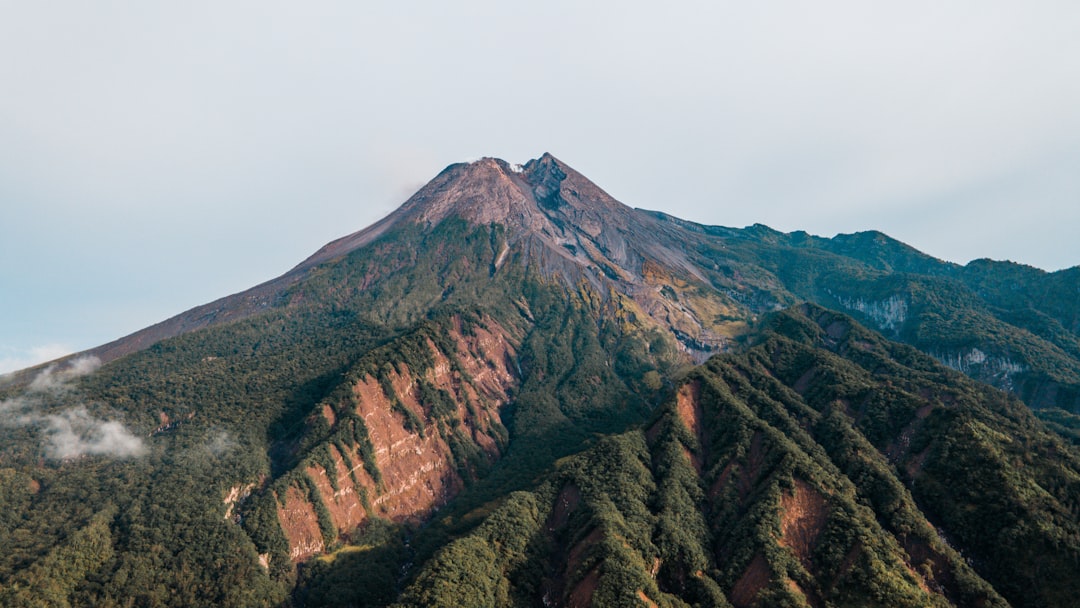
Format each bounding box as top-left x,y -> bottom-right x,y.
2,154 -> 1078,606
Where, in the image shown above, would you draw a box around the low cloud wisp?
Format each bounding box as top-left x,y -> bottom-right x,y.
33,407 -> 146,459
28,354 -> 102,392
0,356 -> 145,460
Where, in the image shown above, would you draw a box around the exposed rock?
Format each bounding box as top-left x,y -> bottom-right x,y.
275,317 -> 518,561
223,482 -> 256,522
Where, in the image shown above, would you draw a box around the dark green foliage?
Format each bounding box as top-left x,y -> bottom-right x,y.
684,220 -> 1080,412
754,305 -> 1079,607
393,492 -> 543,608
1035,407 -> 1080,444
295,519 -> 408,608
0,505 -> 116,607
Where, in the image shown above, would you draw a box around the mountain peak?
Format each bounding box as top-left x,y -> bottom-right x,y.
399,152 -> 627,228
301,154 -> 637,272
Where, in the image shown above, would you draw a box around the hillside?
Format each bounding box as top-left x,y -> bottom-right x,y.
1,154 -> 1078,607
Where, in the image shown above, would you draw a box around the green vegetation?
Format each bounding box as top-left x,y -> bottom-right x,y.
377,305 -> 1077,607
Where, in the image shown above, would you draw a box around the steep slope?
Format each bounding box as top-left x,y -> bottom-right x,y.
1,153 -> 1078,608
260,315 -> 518,564
388,306 -> 1079,608
8,153 -> 1075,413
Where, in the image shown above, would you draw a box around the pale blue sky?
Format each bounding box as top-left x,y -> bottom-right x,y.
2,1 -> 1079,373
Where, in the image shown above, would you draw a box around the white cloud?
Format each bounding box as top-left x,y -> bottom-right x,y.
1,357 -> 145,460
32,407 -> 146,460
28,355 -> 102,392
204,430 -> 236,457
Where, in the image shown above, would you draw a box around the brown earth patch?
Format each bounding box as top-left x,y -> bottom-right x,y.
730,553 -> 770,608
305,458 -> 366,536
567,528 -> 604,574
902,536 -> 955,598
335,442 -> 379,509
637,589 -> 659,607
681,445 -> 703,475
276,485 -> 325,562
448,317 -> 519,402
542,494 -> 602,608
352,372 -> 463,522
567,566 -> 601,608
644,418 -> 663,444
779,479 -> 829,567
676,380 -> 703,439
786,578 -> 807,602
675,380 -> 705,474
278,316 -> 520,561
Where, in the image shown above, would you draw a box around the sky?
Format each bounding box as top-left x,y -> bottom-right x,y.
2,1 -> 1079,374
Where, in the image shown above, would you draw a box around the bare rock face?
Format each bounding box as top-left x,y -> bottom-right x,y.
390,153 -> 705,285
274,316 -> 518,561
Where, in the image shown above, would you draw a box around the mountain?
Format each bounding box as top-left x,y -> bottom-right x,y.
1,154 -> 1078,607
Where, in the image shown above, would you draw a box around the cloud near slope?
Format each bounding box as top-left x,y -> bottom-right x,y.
0,356 -> 145,459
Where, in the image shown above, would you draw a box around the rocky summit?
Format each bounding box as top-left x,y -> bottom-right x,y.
1,154 -> 1079,607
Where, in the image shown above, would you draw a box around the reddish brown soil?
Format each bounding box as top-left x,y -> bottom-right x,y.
825,320 -> 850,340
786,579 -> 810,604
901,535 -> 956,598
567,528 -> 604,573
675,380 -> 703,438
779,479 -> 829,567
276,486 -> 325,561
275,316 -> 520,562
567,566 -> 601,608
710,460 -> 736,500
305,454 -> 366,536
905,446 -> 932,479
645,418 -> 663,444
681,445 -> 702,474
362,363 -> 466,522
637,589 -> 659,607
675,380 -> 705,473
730,553 -> 770,607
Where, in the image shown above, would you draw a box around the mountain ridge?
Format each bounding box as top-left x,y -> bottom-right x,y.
6,153 -> 1079,411
2,153 -> 1080,607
